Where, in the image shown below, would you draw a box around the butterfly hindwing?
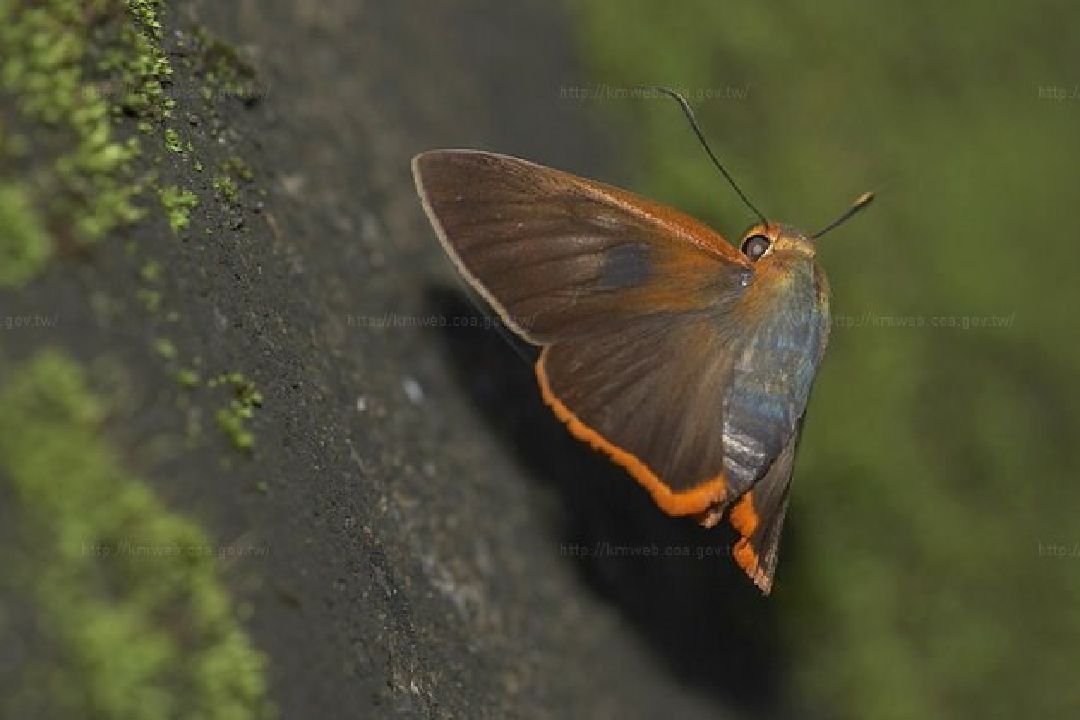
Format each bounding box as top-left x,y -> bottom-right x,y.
728,424 -> 803,594
536,313 -> 736,514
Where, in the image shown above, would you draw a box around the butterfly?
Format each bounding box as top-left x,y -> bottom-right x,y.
411,89 -> 872,593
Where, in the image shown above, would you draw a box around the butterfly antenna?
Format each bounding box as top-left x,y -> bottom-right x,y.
811,191 -> 875,239
642,85 -> 767,225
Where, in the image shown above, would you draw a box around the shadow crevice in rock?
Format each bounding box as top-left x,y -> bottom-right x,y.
427,285 -> 787,714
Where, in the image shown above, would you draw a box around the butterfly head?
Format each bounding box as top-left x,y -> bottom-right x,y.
739,223 -> 816,265
736,192 -> 875,269
735,222 -> 826,311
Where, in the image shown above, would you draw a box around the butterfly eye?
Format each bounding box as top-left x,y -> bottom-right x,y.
741,234 -> 771,262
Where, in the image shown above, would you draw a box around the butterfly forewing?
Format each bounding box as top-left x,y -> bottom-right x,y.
413,150 -> 750,342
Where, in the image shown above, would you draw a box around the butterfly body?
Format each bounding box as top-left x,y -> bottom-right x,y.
720,224 -> 830,482
413,149 -> 851,593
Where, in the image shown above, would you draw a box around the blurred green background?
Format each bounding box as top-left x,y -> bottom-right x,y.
570,1 -> 1080,718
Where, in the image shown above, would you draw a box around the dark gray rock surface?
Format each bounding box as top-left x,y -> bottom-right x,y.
2,2 -> 786,717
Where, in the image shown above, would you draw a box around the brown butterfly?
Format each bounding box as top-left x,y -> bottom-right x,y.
412,89 -> 872,593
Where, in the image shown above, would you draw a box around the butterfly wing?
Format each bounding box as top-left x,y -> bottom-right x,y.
538,279 -> 826,525
537,313 -> 738,514
728,424 -> 802,594
413,150 -> 751,343
414,149 -> 753,513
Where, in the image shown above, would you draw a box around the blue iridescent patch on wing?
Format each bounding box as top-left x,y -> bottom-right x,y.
721,270 -> 827,493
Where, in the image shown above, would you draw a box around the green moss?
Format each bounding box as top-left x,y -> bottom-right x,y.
0,181 -> 52,287
152,337 -> 176,360
124,0 -> 164,32
220,156 -> 255,183
135,287 -> 161,313
163,127 -> 182,153
175,368 -> 200,388
209,373 -> 263,452
191,26 -> 263,105
213,174 -> 239,202
215,409 -> 254,451
0,351 -> 269,719
0,0 -> 153,246
96,0 -> 173,119
0,0 -> 214,261
158,184 -> 198,232
139,259 -> 161,282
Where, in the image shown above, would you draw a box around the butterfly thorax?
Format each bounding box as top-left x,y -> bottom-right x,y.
719,226 -> 829,494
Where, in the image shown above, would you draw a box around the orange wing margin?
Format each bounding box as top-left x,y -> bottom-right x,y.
535,349 -> 729,516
